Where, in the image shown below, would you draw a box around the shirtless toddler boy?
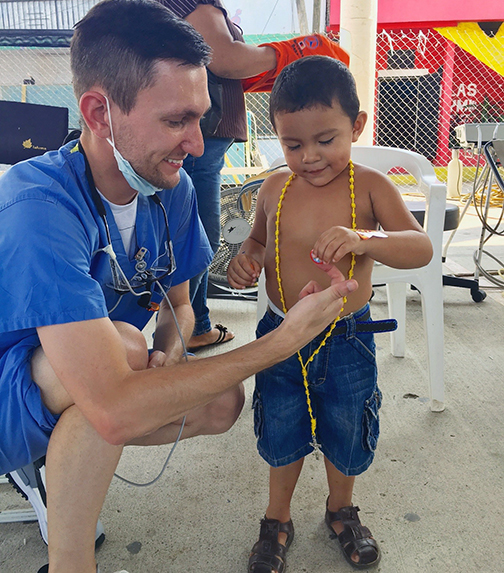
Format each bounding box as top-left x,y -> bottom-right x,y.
228,56 -> 433,572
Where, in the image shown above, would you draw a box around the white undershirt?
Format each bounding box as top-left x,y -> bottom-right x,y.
97,190 -> 138,257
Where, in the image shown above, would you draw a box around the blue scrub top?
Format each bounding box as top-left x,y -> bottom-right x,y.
0,140 -> 213,473
0,140 -> 213,352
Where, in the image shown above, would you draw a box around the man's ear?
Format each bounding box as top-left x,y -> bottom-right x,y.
79,91 -> 111,139
351,111 -> 368,143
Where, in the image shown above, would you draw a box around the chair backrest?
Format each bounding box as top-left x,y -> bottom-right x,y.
351,145 -> 433,180
351,145 -> 447,262
0,100 -> 68,165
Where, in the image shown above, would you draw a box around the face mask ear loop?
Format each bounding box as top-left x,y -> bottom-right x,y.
104,95 -> 116,148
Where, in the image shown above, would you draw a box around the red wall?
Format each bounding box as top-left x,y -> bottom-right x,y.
329,0 -> 504,29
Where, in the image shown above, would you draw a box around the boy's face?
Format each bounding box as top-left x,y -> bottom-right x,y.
274,101 -> 366,187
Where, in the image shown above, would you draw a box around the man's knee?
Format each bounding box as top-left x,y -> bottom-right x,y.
202,383 -> 245,435
113,321 -> 149,371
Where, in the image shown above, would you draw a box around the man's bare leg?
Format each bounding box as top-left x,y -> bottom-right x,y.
31,321 -> 244,571
128,382 -> 245,445
46,406 -> 123,572
32,322 -> 149,573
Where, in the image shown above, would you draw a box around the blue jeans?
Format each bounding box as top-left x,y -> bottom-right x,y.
254,304 -> 380,476
183,137 -> 233,336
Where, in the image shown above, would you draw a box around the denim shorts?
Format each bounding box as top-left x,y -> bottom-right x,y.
253,303 -> 381,476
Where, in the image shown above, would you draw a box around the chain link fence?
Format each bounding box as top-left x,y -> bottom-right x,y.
371,26 -> 504,192
236,26 -> 504,190
1,1 -> 502,190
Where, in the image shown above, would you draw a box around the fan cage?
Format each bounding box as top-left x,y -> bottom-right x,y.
208,185 -> 259,288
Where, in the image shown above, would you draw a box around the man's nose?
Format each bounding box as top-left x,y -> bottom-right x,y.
181,123 -> 205,158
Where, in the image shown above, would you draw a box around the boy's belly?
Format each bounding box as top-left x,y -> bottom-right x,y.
264,252 -> 374,316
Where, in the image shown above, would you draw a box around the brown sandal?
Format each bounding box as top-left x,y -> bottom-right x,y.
248,517 -> 294,573
325,500 -> 381,569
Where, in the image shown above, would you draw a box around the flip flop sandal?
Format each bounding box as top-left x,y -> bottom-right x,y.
187,324 -> 234,352
325,500 -> 381,569
248,517 -> 294,573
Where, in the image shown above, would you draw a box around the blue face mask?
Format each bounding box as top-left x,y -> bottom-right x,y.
105,96 -> 162,197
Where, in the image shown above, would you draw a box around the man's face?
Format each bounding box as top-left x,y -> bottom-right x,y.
109,60 -> 210,190
274,101 -> 364,188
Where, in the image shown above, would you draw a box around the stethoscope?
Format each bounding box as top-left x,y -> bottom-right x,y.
79,141 -> 175,312
78,142 -> 189,486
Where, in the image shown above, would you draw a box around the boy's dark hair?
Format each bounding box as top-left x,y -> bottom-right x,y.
269,56 -> 360,127
71,0 -> 211,114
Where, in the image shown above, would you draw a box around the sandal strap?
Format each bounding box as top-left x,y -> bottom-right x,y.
248,518 -> 294,573
249,551 -> 285,573
214,323 -> 228,344
276,518 -> 294,544
326,503 -> 361,525
325,503 -> 380,567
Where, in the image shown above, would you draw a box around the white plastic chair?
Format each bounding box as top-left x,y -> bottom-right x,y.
256,146 -> 447,412
351,146 -> 446,411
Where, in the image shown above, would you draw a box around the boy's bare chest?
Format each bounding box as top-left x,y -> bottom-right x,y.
267,183 -> 356,245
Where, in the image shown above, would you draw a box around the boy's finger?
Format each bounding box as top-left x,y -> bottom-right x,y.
312,259 -> 346,285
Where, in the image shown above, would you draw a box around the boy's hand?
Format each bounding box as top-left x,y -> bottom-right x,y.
312,226 -> 367,263
227,254 -> 262,289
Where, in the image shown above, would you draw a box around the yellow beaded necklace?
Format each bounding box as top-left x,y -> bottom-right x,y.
274,160 -> 357,457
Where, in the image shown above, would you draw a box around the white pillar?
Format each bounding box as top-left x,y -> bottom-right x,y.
339,0 -> 378,146
295,0 -> 309,34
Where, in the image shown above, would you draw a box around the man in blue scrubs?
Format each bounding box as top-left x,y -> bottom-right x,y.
0,1 -> 358,571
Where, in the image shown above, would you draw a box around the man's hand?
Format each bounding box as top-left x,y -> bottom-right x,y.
148,349 -> 197,368
298,260 -> 355,299
148,350 -> 168,368
279,264 -> 358,350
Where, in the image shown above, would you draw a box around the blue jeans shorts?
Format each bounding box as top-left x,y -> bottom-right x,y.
253,303 -> 381,476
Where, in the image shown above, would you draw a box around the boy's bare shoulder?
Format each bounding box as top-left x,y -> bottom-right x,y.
259,165 -> 293,194
352,162 -> 396,192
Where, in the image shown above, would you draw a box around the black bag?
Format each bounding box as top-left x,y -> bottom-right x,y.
0,100 -> 68,164
200,70 -> 223,138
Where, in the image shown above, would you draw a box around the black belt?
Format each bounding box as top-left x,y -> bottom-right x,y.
266,306 -> 397,335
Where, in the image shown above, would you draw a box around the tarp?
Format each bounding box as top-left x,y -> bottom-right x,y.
435,22 -> 504,77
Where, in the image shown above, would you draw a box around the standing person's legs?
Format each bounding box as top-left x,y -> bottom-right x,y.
324,458 -> 380,567
183,137 -> 235,350
248,461 -> 302,573
324,457 -> 355,532
265,459 -> 304,539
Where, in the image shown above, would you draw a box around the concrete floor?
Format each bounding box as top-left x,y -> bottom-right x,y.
1,201 -> 504,573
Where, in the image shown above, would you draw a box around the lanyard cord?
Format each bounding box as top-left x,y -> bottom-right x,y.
78,141 -> 113,247
274,160 -> 357,456
77,142 -> 188,485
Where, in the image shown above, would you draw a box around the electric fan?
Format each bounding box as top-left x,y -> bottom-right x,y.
208,165 -> 286,297
208,184 -> 260,296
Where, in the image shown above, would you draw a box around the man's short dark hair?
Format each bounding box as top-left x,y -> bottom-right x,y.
269,56 -> 360,128
71,0 -> 211,113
